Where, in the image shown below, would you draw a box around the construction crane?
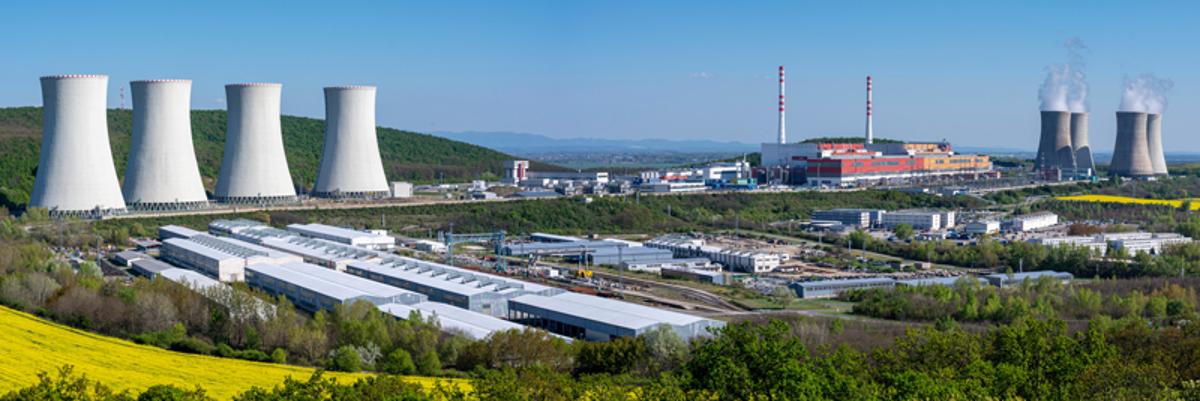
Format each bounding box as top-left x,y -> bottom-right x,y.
438,230 -> 506,272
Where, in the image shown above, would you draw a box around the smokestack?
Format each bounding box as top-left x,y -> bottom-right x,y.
1036,111 -> 1070,171
123,80 -> 209,210
313,86 -> 389,199
1146,114 -> 1167,175
30,75 -> 127,216
215,83 -> 297,204
777,65 -> 786,144
1110,111 -> 1154,177
866,76 -> 874,145
1070,112 -> 1095,174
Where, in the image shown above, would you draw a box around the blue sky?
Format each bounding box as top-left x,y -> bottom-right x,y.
1,1 -> 1197,151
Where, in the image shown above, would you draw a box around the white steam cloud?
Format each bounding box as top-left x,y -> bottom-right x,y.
1038,38 -> 1089,112
1119,74 -> 1173,114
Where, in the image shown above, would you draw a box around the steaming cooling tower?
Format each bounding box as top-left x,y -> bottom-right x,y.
1036,111 -> 1071,170
214,83 -> 297,204
1146,114 -> 1168,175
312,86 -> 389,199
30,75 -> 126,216
1110,112 -> 1154,177
1069,112 -> 1095,174
122,80 -> 209,210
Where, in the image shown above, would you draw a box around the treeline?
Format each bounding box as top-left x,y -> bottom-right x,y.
0,107 -> 561,213
1037,199 -> 1200,235
11,315 -> 1200,400
845,276 -> 1200,325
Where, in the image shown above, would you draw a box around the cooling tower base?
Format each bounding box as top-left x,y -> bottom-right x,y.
126,200 -> 211,212
310,190 -> 391,200
214,195 -> 299,205
46,207 -> 128,219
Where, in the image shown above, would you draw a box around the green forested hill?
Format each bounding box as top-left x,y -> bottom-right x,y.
0,107 -> 561,209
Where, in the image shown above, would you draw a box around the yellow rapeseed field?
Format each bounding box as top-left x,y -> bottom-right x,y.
1056,194 -> 1200,210
0,306 -> 467,399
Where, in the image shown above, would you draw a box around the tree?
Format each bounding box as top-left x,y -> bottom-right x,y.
381,348 -> 416,375
329,346 -> 361,372
894,224 -> 914,241
269,348 -> 287,364
684,321 -> 820,399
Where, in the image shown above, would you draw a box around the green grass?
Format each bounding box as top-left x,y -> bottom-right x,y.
0,107 -> 563,210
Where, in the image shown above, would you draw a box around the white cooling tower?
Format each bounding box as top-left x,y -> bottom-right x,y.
214,83 -> 297,204
122,80 -> 209,210
1069,112 -> 1095,175
30,75 -> 126,216
1110,111 -> 1153,177
1146,114 -> 1167,175
312,86 -> 389,198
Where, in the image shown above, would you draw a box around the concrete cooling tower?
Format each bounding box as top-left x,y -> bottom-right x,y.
214,83 -> 297,204
122,80 -> 209,210
1110,112 -> 1154,177
1146,114 -> 1168,175
1036,111 -> 1071,170
1070,112 -> 1095,174
312,86 -> 389,199
30,75 -> 126,217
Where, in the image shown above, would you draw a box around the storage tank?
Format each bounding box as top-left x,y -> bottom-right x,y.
1069,112 -> 1095,175
30,75 -> 127,217
214,83 -> 297,203
312,86 -> 389,198
1146,114 -> 1168,175
1110,111 -> 1154,177
122,80 -> 209,210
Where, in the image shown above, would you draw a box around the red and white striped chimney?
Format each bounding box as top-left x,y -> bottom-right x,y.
778,66 -> 786,144
866,75 -> 874,145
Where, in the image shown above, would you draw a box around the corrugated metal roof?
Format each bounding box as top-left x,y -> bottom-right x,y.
510,294 -> 661,331
159,268 -> 224,291
277,262 -> 416,299
550,292 -> 708,326
380,302 -> 527,340
794,277 -> 895,288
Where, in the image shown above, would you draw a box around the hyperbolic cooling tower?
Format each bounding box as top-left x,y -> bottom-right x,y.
1036,111 -> 1072,170
1146,114 -> 1168,175
1110,112 -> 1154,177
312,86 -> 389,198
30,75 -> 126,216
122,80 -> 209,210
1069,112 -> 1095,174
214,83 -> 297,204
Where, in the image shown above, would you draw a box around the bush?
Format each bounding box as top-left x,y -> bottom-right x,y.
270,348 -> 287,364
329,346 -> 361,372
381,348 -> 416,375
169,337 -> 214,355
136,384 -> 211,401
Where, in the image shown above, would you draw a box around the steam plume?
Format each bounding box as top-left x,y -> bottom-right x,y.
1119,74 -> 1173,114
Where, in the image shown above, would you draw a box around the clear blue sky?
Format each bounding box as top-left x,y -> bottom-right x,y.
2,1 -> 1197,151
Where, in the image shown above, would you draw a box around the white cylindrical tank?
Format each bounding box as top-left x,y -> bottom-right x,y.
312,86 -> 389,198
214,83 -> 296,203
30,75 -> 127,216
123,80 -> 209,210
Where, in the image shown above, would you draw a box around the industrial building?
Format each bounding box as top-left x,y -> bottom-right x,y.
378,302 -> 529,340
983,271 -> 1073,287
1109,233 -> 1191,255
259,236 -> 385,271
508,291 -> 724,341
312,86 -> 389,199
789,277 -> 895,299
637,181 -> 709,193
1032,236 -> 1109,255
964,220 -> 1000,235
159,225 -> 204,240
122,80 -> 209,211
880,210 -> 949,231
582,246 -> 675,266
896,276 -> 986,287
245,261 -> 425,312
500,240 -> 621,257
645,236 -> 781,273
30,75 -> 127,217
346,258 -> 559,318
661,267 -> 734,286
160,234 -> 302,282
214,83 -> 297,204
287,223 -> 395,251
1007,212 -> 1058,232
812,209 -> 882,228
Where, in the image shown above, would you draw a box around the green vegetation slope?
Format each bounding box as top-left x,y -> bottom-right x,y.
0,107 -> 562,210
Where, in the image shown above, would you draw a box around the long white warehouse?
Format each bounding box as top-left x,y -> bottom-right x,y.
160,234 -> 301,282
312,86 -> 389,199
508,291 -> 724,341
245,262 -> 425,312
214,83 -> 296,204
379,302 -> 529,340
30,75 -> 126,217
287,223 -> 395,250
122,80 -> 209,211
346,258 -> 560,318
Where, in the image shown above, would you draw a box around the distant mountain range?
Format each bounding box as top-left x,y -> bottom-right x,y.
431,131 -> 760,154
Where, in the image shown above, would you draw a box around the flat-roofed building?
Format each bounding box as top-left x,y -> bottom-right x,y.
964,220 -> 1000,235
812,209 -> 883,228
159,225 -> 204,240
1033,236 -> 1108,255
1007,212 -> 1058,232
789,277 -> 895,299
508,291 -> 724,341
287,223 -> 396,251
113,251 -> 148,267
245,262 -> 425,312
347,258 -> 559,318
258,236 -> 385,271
896,276 -> 986,287
983,271 -> 1073,287
881,211 -> 943,230
130,257 -> 174,277
161,234 -> 302,282
379,302 -> 531,340
208,219 -> 269,236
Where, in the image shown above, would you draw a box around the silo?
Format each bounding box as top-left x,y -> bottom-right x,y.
122,80 -> 209,210
1069,112 -> 1095,174
30,75 -> 127,217
1146,114 -> 1168,175
312,86 -> 389,199
1036,111 -> 1070,170
214,83 -> 297,204
1110,111 -> 1153,177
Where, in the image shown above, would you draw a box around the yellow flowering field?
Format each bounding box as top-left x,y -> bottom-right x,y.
0,306 -> 467,399
1056,194 -> 1200,210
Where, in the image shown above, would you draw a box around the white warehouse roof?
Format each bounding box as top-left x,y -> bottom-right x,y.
287,223 -> 395,247
379,302 -> 527,340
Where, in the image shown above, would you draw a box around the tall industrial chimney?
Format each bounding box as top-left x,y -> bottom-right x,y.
30,75 -> 127,216
214,83 -> 297,204
777,66 -> 786,144
1110,111 -> 1154,177
1069,112 -> 1094,175
1146,114 -> 1167,175
866,76 -> 874,145
312,86 -> 389,199
122,80 -> 209,210
1036,111 -> 1070,171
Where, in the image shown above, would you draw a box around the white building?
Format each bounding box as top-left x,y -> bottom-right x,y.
1033,236 -> 1108,255
964,220 -> 1000,235
413,239 -> 448,253
881,211 -> 943,230
287,223 -> 396,251
391,182 -> 413,198
645,236 -> 780,273
160,234 -> 302,282
1008,212 -> 1058,232
638,181 -> 707,193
